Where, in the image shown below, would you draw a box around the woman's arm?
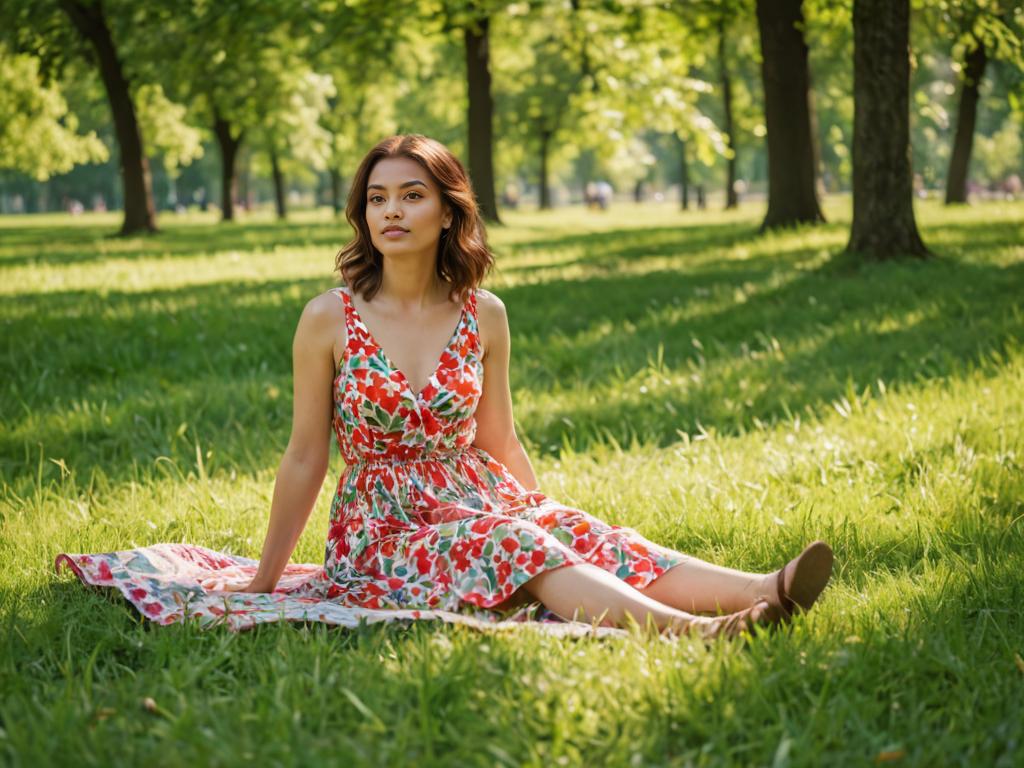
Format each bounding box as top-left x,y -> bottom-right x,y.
470,291 -> 540,492
237,294 -> 338,592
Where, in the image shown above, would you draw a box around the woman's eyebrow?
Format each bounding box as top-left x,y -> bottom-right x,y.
367,180 -> 428,191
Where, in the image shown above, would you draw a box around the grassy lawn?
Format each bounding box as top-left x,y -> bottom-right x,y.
1,198 -> 1022,765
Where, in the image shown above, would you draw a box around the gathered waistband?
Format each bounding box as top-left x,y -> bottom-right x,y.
344,445 -> 476,470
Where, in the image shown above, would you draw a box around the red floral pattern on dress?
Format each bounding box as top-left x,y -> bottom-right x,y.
320,284 -> 686,611
53,283 -> 686,634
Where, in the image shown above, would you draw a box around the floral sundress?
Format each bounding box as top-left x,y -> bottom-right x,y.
54,284 -> 687,636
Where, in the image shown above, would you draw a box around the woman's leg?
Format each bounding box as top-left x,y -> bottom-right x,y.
513,505 -> 777,618
637,549 -> 775,615
517,562 -> 711,634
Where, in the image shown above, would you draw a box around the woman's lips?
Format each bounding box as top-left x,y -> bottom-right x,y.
383,229 -> 408,238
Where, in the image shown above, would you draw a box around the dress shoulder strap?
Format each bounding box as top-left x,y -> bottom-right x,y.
330,284 -> 352,308
329,285 -> 356,337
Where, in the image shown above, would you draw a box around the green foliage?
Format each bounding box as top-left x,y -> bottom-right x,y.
973,110 -> 1024,178
0,44 -> 108,180
0,0 -> 1021,205
492,2 -> 589,183
134,84 -> 205,178
302,6 -> 470,184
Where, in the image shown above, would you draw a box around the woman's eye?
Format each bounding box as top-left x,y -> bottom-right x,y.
369,192 -> 421,203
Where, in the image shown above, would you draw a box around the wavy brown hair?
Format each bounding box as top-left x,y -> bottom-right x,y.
335,134 -> 494,304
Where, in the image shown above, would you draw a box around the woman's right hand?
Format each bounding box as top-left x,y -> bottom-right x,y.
199,566 -> 273,594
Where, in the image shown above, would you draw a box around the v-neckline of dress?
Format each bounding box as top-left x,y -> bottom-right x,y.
340,284 -> 469,402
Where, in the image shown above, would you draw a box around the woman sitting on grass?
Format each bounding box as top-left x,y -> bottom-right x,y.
58,134 -> 833,639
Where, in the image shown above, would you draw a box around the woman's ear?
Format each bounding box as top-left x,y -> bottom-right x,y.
442,205 -> 453,230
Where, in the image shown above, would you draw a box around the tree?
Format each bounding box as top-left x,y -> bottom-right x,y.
309,0 -> 420,216
946,36 -> 988,203
755,0 -> 825,230
665,0 -> 756,210
1,0 -> 160,233
0,45 -> 108,180
493,3 -> 590,209
845,0 -> 931,260
556,1 -> 730,208
147,0 -> 332,222
460,5 -> 502,223
926,3 -> 1024,203
256,67 -> 335,220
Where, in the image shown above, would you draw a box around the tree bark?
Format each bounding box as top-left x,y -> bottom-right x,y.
464,14 -> 501,223
212,114 -> 243,222
945,38 -> 987,205
717,18 -> 738,210
59,0 -> 157,235
846,0 -> 930,259
270,146 -> 286,220
755,0 -> 825,230
538,128 -> 551,210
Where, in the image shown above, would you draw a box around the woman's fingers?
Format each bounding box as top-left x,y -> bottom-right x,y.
200,566 -> 254,592
201,578 -> 249,592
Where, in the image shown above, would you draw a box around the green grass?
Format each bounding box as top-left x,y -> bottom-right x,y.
2,198 -> 1023,765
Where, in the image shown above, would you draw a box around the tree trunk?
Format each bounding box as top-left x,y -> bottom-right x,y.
755,0 -> 825,231
945,38 -> 987,205
717,18 -> 738,210
538,128 -> 551,210
330,168 -> 343,215
270,146 -> 286,220
846,0 -> 930,259
678,135 -> 690,210
59,0 -> 157,235
464,15 -> 501,224
213,114 -> 242,222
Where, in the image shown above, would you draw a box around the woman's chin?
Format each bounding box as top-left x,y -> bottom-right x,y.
374,241 -> 436,256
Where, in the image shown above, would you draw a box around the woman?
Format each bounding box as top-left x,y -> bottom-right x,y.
56,135 -> 833,639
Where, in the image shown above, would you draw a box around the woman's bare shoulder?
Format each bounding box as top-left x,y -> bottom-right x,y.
474,288 -> 508,357
295,288 -> 346,342
474,287 -> 506,320
305,287 -> 346,314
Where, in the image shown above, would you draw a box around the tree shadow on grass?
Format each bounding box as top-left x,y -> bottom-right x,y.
0,275 -> 332,487
1,208 -> 782,272
501,247 -> 1023,454
492,220 -> 766,273
2,213 -> 1021,486
0,217 -> 353,269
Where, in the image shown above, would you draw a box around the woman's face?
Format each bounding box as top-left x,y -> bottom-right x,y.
365,156 -> 452,261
